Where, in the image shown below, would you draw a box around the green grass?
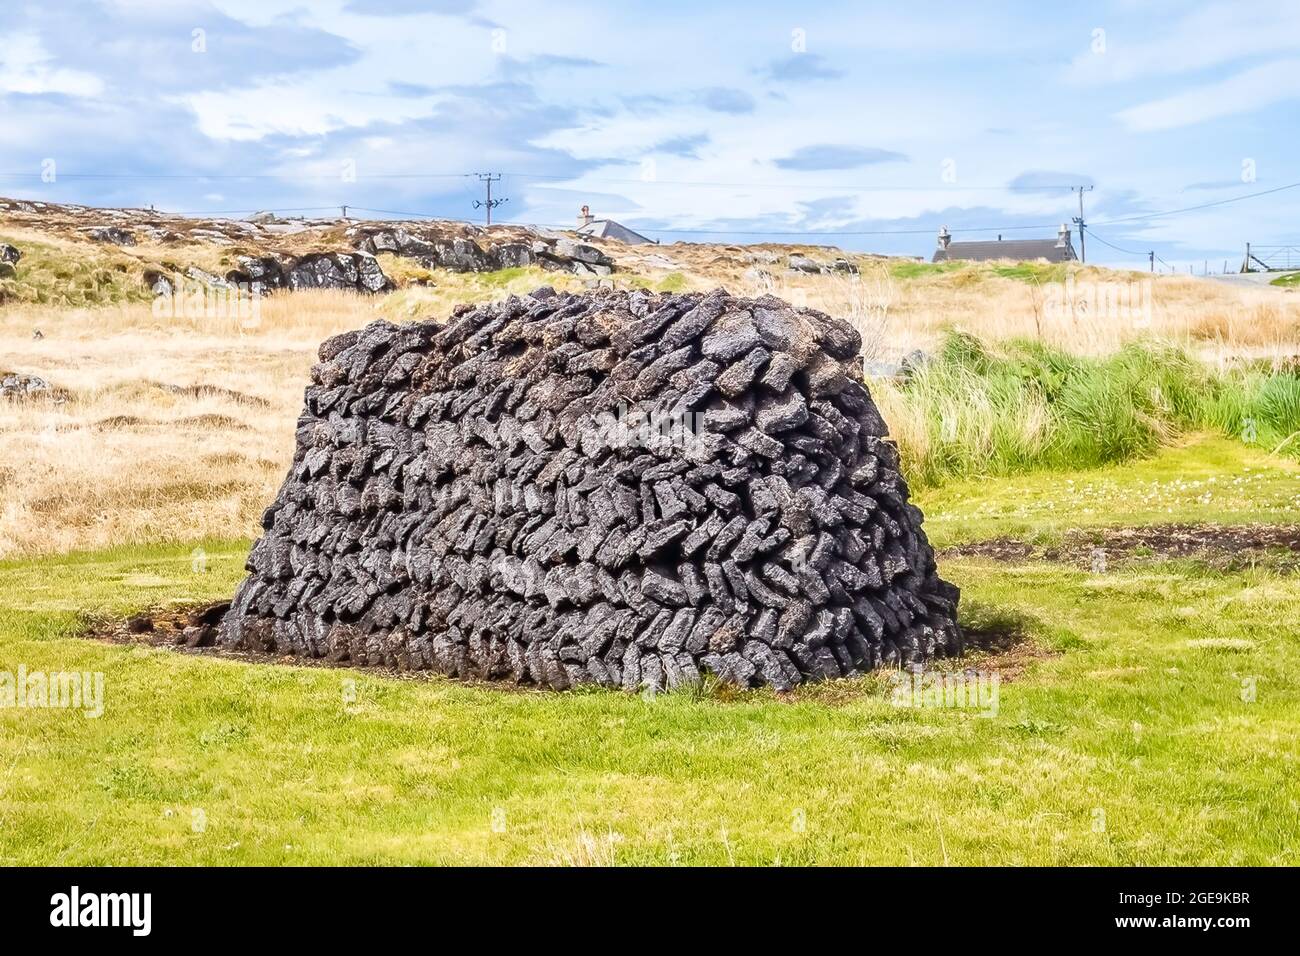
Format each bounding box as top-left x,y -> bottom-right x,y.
885,260 -> 1068,283
990,262 -> 1068,283
917,433 -> 1300,548
880,332 -> 1300,488
2,437 -> 1296,865
1268,271 -> 1300,289
888,260 -> 967,279
653,271 -> 689,292
621,271 -> 690,293
0,232 -> 153,307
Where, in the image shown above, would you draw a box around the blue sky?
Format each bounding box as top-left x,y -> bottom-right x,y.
2,0 -> 1298,268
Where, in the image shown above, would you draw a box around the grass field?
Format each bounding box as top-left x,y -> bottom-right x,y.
2,231 -> 1298,865
2,434 -> 1296,865
2,277 -> 1296,557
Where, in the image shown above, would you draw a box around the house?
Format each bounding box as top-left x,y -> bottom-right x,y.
574,205 -> 655,245
932,224 -> 1077,263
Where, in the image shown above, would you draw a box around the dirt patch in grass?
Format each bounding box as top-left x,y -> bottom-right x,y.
941,523 -> 1300,572
90,601 -> 231,651
938,604 -> 1057,682
952,627 -> 1055,682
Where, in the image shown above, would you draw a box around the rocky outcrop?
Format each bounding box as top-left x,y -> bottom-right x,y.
788,254 -> 860,276
138,251 -> 394,298
84,226 -> 136,246
282,252 -> 391,293
354,225 -> 614,277
214,251 -> 393,295
1,372 -> 62,403
218,288 -> 962,692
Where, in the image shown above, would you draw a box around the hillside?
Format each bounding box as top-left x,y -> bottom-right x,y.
2,197 -> 1296,363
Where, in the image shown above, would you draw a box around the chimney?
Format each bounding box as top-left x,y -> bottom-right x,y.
1056,223 -> 1070,248
577,204 -> 594,228
937,225 -> 951,250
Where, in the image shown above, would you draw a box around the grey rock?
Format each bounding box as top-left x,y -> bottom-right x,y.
0,372 -> 60,402
787,254 -> 823,274
87,226 -> 136,246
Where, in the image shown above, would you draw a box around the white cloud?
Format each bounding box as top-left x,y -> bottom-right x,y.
0,32 -> 103,97
180,81 -> 444,141
6,0 -> 1294,260
1117,59 -> 1300,131
1066,4 -> 1300,85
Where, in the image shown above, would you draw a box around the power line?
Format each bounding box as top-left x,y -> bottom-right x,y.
1092,180 -> 1300,226
619,222 -> 1068,237
349,205 -> 449,219
166,205 -> 341,216
1085,230 -> 1148,257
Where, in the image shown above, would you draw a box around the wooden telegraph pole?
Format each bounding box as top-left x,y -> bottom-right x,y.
473,173 -> 508,226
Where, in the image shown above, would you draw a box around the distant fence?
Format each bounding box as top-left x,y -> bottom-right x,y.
1242,243 -> 1300,272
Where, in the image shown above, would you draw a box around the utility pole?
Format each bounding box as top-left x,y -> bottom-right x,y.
1071,185 -> 1093,264
473,173 -> 508,226
341,205 -> 348,220
1149,251 -> 1154,272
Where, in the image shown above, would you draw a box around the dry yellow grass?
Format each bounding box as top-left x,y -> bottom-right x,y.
1,257 -> 1297,558
737,263 -> 1300,362
0,292 -> 373,556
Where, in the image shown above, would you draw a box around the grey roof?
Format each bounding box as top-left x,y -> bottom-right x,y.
933,237 -> 1076,263
576,218 -> 655,245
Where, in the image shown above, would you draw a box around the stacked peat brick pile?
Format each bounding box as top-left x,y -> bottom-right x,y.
218,289 -> 962,690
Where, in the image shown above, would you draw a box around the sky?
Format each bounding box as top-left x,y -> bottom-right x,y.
2,0 -> 1298,269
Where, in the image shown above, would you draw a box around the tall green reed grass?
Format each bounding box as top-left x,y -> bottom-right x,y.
874,331 -> 1300,487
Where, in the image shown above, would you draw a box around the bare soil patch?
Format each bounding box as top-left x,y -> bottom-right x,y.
86,601 -> 476,685
941,523 -> 1300,572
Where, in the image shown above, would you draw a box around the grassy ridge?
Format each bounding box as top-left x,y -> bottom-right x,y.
876,332 -> 1300,488
0,232 -> 154,308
